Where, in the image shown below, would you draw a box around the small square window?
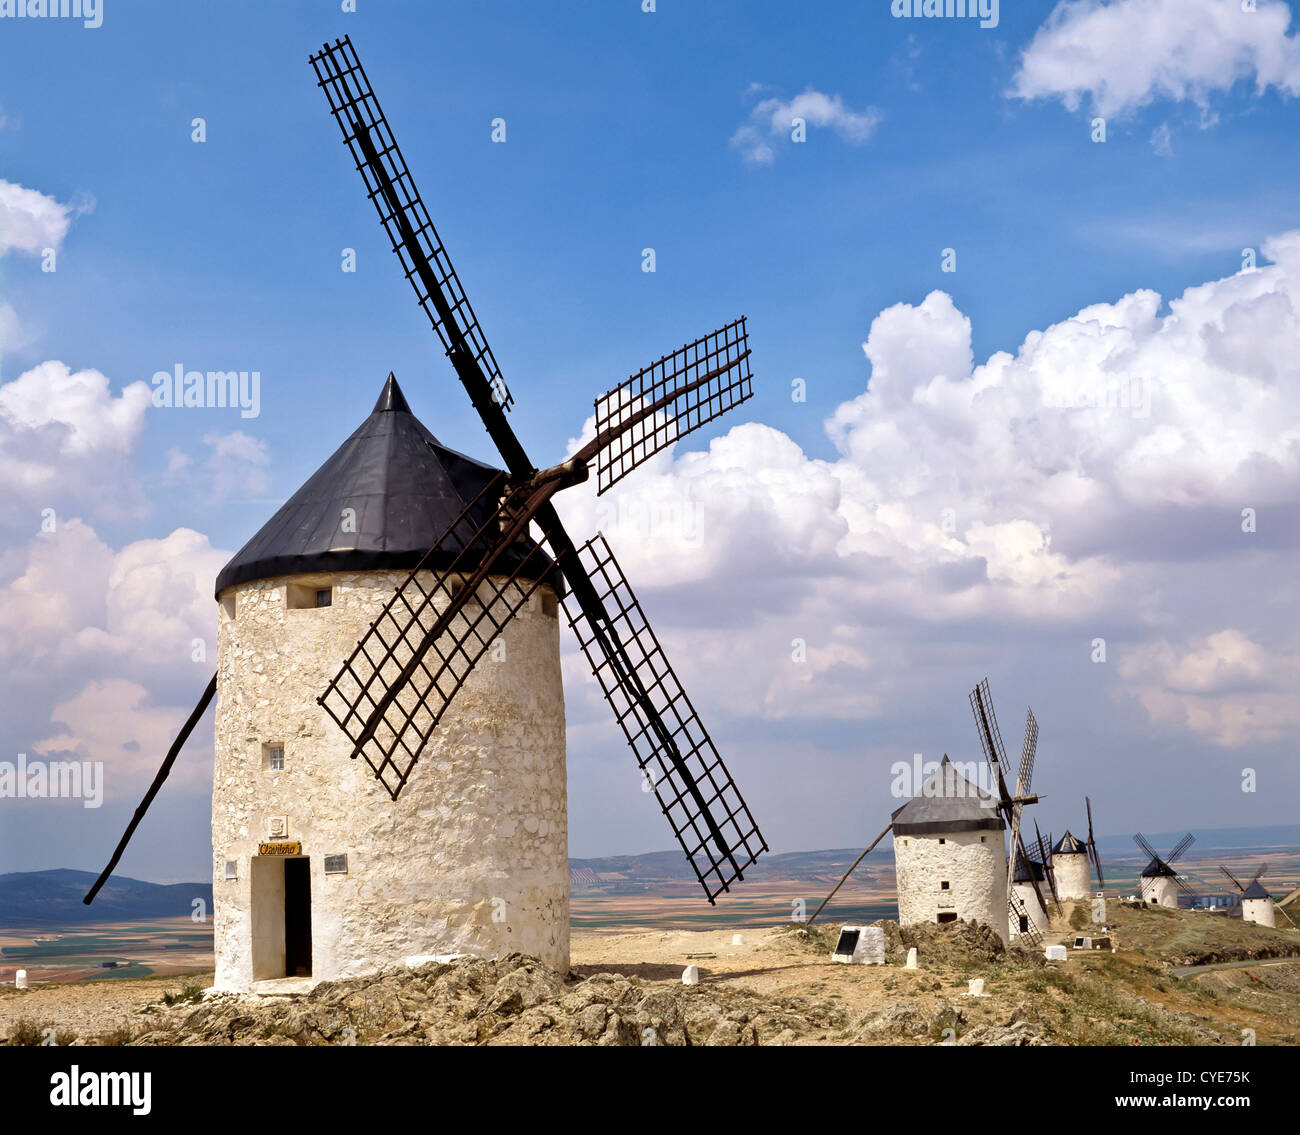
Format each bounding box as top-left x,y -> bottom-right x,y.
264,743 -> 285,771
938,838 -> 946,845
941,881 -> 950,890
286,581 -> 332,609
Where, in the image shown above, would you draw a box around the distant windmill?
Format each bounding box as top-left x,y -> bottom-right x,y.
969,680 -> 1048,934
1134,832 -> 1196,907
1035,821 -> 1060,906
1011,848 -> 1050,939
808,680 -> 1046,942
1218,863 -> 1295,928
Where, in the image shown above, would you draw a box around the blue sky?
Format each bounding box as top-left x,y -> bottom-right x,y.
4,0 -> 1300,883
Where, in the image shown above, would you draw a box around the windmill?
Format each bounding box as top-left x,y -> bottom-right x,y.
1035,820 -> 1060,906
969,679 -> 1048,930
1218,863 -> 1294,928
1010,846 -> 1050,939
85,36 -> 767,969
811,681 -> 1048,941
1134,832 -> 1196,907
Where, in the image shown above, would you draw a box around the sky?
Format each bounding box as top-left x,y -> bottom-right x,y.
2,0 -> 1300,883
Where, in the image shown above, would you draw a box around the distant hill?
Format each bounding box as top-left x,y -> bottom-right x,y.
7,821 -> 1299,922
1094,824 -> 1300,854
0,870 -> 212,928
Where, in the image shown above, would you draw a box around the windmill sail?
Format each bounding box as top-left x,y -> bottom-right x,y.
83,674 -> 218,904
318,471 -> 568,799
311,37 -> 514,412
563,535 -> 766,900
310,36 -> 767,901
587,317 -> 753,494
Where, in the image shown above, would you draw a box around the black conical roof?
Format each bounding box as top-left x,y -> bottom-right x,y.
1141,857 -> 1175,878
1013,856 -> 1046,883
1053,830 -> 1087,855
215,375 -> 558,595
1241,879 -> 1271,900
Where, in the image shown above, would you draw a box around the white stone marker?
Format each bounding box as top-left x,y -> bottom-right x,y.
682,965 -> 700,985
905,947 -> 919,970
832,925 -> 886,965
731,933 -> 744,946
1045,944 -> 1068,962
14,969 -> 27,989
967,977 -> 986,996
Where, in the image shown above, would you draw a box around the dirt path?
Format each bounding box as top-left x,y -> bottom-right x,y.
1171,957 -> 1300,977
0,974 -> 206,1043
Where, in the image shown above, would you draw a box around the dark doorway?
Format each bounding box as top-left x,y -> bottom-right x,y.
937,912 -> 958,924
284,858 -> 312,977
1019,915 -> 1030,933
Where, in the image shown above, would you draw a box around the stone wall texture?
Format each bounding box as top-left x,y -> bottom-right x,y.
893,830 -> 1009,943
211,569 -> 568,991
1011,882 -> 1049,936
1053,852 -> 1092,901
1242,897 -> 1276,928
1140,875 -> 1179,907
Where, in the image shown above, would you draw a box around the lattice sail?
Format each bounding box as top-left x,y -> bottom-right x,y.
318,473 -> 560,798
969,678 -> 1009,789
562,534 -> 766,901
591,317 -> 752,494
310,37 -> 513,410
1016,708 -> 1038,796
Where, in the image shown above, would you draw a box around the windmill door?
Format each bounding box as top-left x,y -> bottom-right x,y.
284,858 -> 312,977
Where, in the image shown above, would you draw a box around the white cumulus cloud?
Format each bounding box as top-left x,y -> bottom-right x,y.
557,229 -> 1300,736
0,179 -> 84,257
731,87 -> 882,165
1011,0 -> 1300,117
0,360 -> 152,524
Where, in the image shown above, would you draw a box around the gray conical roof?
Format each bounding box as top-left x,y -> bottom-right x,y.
1053,830 -> 1087,855
1241,879 -> 1271,900
215,375 -> 558,595
891,755 -> 1005,835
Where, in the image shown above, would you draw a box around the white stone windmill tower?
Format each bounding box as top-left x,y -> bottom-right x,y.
1051,831 -> 1092,901
1051,797 -> 1104,902
82,37 -> 767,990
1219,863 -> 1294,929
1011,852 -> 1051,937
890,756 -> 1010,942
204,377 -> 572,988
1134,832 -> 1196,907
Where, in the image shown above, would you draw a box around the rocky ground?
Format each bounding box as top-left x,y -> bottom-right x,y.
2,904 -> 1296,1046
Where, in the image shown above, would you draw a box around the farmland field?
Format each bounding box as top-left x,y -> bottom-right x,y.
0,919 -> 213,985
